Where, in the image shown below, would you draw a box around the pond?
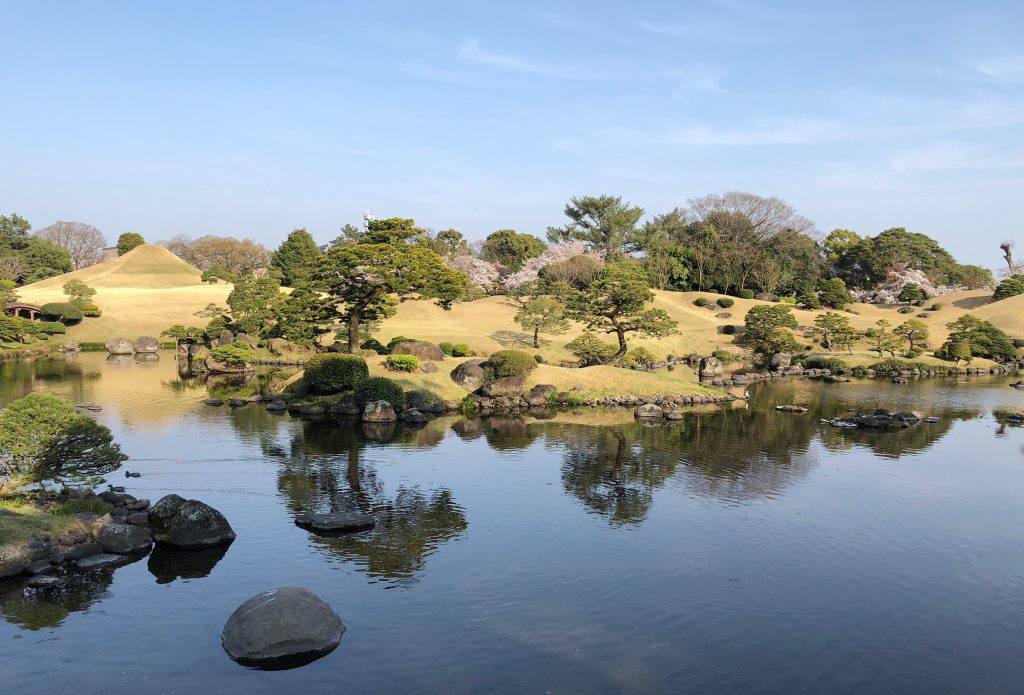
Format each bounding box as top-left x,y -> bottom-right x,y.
1,353 -> 1023,693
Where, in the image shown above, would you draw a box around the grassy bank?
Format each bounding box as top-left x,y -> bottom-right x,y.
0,498 -> 110,548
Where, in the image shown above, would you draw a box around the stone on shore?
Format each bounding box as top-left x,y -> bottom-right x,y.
635,404 -> 665,419
147,495 -> 236,549
96,523 -> 153,555
77,553 -> 131,571
221,587 -> 345,668
295,512 -> 376,534
362,400 -> 397,423
106,338 -> 134,355
133,336 -> 160,353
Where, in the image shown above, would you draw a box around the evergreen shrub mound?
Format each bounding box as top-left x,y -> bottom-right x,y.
439,342 -> 470,357
694,297 -> 709,307
565,333 -> 618,365
360,338 -> 387,355
778,296 -> 797,304
385,354 -> 420,372
717,297 -> 735,308
486,350 -> 537,378
929,303 -> 942,311
804,356 -> 848,372
993,275 -> 1024,301
534,354 -> 544,363
722,325 -> 737,335
354,376 -> 405,409
736,289 -> 755,299
439,342 -> 455,356
36,321 -> 66,335
304,354 -> 369,393
898,306 -> 915,314
79,304 -> 102,317
209,341 -> 255,367
41,302 -> 84,323
868,358 -> 953,376
711,349 -> 733,365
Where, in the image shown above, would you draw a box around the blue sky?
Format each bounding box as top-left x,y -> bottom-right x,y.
2,1 -> 1022,269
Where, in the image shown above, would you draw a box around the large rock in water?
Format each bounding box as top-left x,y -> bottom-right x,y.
96,523 -> 153,555
634,404 -> 665,419
106,338 -> 134,355
362,400 -> 397,423
390,341 -> 445,361
295,512 -> 375,534
698,356 -> 723,378
450,359 -> 486,391
221,587 -> 344,668
133,336 -> 160,354
147,494 -> 236,548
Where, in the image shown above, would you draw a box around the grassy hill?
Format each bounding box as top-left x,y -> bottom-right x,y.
17,245 -> 230,342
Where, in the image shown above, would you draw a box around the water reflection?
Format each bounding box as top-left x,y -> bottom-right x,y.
147,544 -> 230,584
0,570 -> 115,631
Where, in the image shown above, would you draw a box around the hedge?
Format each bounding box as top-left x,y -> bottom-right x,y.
385,354 -> 420,372
486,350 -> 537,378
36,321 -> 66,335
354,376 -> 405,409
304,354 -> 369,393
717,297 -> 735,308
40,302 -> 84,322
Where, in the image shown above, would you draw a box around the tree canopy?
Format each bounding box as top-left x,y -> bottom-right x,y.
36,221 -> 106,269
547,195 -> 644,261
164,235 -> 271,279
480,229 -> 546,271
271,228 -> 322,286
116,232 -> 145,256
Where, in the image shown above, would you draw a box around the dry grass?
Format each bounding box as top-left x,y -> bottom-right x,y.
0,500 -> 79,548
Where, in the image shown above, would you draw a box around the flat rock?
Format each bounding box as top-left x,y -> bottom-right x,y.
96,523 -> 153,555
295,512 -> 375,535
205,398 -> 224,406
26,560 -> 53,575
65,542 -> 103,560
76,553 -> 130,571
221,587 -> 344,668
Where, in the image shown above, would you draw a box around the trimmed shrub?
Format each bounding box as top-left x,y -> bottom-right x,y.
361,338 -> 387,355
717,297 -> 735,308
565,333 -> 618,365
736,289 -> 755,300
40,302 -> 84,323
694,297 -> 709,307
486,350 -> 537,378
36,321 -> 66,335
993,275 -> 1024,301
354,376 -> 405,409
1012,338 -> 1024,349
929,303 -> 942,311
385,354 -> 420,372
722,324 -> 737,335
79,303 -> 102,317
534,354 -> 544,363
803,356 -> 848,372
209,341 -> 254,367
439,342 -> 455,356
78,342 -> 107,352
897,306 -> 915,314
451,343 -> 470,357
304,354 -> 369,393
711,349 -> 733,365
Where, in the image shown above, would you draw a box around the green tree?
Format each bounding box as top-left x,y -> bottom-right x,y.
62,279 -> 97,306
514,296 -> 571,348
116,232 -> 145,255
898,283 -> 925,304
480,229 -> 547,271
365,218 -> 425,245
316,243 -> 468,352
563,262 -> 678,362
941,315 -> 1016,360
271,228 -> 323,287
0,280 -> 18,306
0,394 -> 126,494
226,275 -> 283,336
331,223 -> 366,247
743,305 -> 800,355
19,238 -> 73,284
547,195 -> 644,261
0,213 -> 32,250
819,277 -> 852,309
272,285 -> 334,346
0,316 -> 38,344
812,312 -> 858,352
893,319 -> 929,354
865,319 -> 901,357
993,275 -> 1024,301
947,340 -> 972,365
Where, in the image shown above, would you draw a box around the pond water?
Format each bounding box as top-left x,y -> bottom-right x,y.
1,353 -> 1023,694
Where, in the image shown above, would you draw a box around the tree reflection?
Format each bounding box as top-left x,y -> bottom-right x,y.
0,571 -> 114,630
272,419 -> 467,586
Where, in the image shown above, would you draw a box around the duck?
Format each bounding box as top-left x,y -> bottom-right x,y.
124,470 -> 141,478
106,484 -> 126,493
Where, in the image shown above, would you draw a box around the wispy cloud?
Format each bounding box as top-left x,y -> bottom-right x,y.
458,38 -> 539,73
971,55 -> 1024,82
889,142 -> 1024,173
565,117 -> 851,149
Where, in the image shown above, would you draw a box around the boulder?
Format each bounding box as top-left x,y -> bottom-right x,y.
526,384 -> 557,406
61,341 -> 80,353
391,341 -> 445,361
267,338 -> 300,356
205,354 -> 253,374
188,344 -> 209,360
96,523 -> 153,555
362,400 -> 397,423
401,409 -> 428,423
698,356 -> 723,378
298,405 -> 325,416
205,398 -> 224,406
147,495 -> 236,549
76,553 -> 131,571
329,394 -> 361,416
418,362 -> 439,374
449,359 -> 486,391
105,338 -> 134,355
0,544 -> 32,578
479,374 -> 526,397
65,542 -> 103,561
133,336 -> 160,353
635,404 -> 665,419
221,587 -> 344,668
234,333 -> 256,346
769,352 -> 793,371
295,512 -> 375,534
266,400 -> 287,411
28,575 -> 64,589
219,329 -> 235,347
405,390 -> 434,411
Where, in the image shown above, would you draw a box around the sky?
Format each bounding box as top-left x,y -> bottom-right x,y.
1,1 -> 1022,269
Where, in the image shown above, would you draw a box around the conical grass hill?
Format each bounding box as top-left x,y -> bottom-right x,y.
18,245 -> 230,341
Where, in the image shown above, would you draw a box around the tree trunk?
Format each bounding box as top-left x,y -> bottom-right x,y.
533,327 -> 539,348
610,324 -> 628,362
348,313 -> 361,352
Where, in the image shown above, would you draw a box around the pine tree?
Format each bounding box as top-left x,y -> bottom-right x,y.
271,228 -> 322,287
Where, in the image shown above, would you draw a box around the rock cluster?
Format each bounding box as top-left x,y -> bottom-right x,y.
826,409 -> 922,429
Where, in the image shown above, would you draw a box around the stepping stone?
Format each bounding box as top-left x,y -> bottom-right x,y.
295,512 -> 375,535
76,553 -> 130,571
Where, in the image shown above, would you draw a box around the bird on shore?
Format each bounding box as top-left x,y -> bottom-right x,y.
124,470 -> 141,478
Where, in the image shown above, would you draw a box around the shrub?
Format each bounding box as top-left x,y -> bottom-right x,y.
620,346 -> 657,368
905,350 -> 921,358
778,296 -> 797,305
439,342 -> 455,356
565,333 -> 618,365
534,354 -> 544,363
486,350 -> 537,378
711,349 -> 734,365
36,321 -> 66,335
694,297 -> 709,307
304,354 -> 369,393
803,356 -> 848,372
722,324 -> 737,335
929,303 -> 943,311
40,302 -> 84,323
538,255 -> 603,289
451,343 -> 470,357
361,338 -> 387,355
897,306 -> 915,314
354,376 -> 405,409
736,289 -> 755,300
208,341 -> 255,367
993,275 -> 1024,301
204,316 -> 228,342
717,297 -> 735,308
385,354 -> 420,372
78,342 -> 107,352
1012,338 -> 1024,349
79,303 -> 102,317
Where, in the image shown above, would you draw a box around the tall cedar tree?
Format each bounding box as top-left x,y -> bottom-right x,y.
271,228 -> 322,287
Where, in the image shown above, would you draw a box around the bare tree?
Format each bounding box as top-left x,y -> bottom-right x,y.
35,221 -> 106,269
0,252 -> 27,282
1000,241 -> 1021,276
685,191 -> 818,241
163,234 -> 271,277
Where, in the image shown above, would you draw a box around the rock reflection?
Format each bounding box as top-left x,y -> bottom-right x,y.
0,571 -> 114,630
148,544 -> 230,584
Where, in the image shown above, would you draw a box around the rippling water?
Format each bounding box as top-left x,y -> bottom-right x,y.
1,353 -> 1022,694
